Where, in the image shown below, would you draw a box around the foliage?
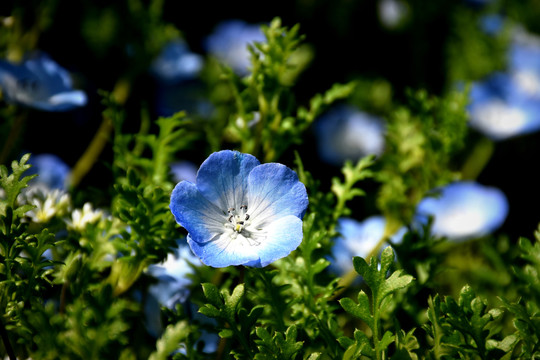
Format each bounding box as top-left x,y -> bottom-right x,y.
1,2 -> 539,359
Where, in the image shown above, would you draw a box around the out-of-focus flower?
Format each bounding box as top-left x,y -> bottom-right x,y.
144,242 -> 219,354
170,161 -> 198,184
151,40 -> 203,84
65,203 -> 104,231
170,150 -> 308,268
314,105 -> 385,166
24,187 -> 71,224
146,243 -> 201,309
0,53 -> 87,111
28,153 -> 71,190
204,19 -> 265,76
378,0 -> 409,29
479,14 -> 505,36
415,181 -> 509,241
329,216 -> 406,276
468,28 -> 540,140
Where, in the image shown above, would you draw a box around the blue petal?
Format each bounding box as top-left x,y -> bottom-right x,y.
246,163 -> 308,223
170,181 -> 225,243
187,234 -> 259,268
196,150 -> 260,211
244,215 -> 304,267
415,181 -> 509,241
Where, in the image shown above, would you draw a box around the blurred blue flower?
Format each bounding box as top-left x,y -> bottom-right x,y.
144,241 -> 201,337
204,19 -> 265,76
146,242 -> 201,310
415,181 -> 509,241
170,160 -> 198,184
314,105 -> 385,166
28,153 -> 71,190
170,150 -> 308,268
468,29 -> 540,140
329,216 -> 406,276
0,53 -> 87,111
377,0 -> 409,29
151,40 -> 203,85
479,14 -> 504,35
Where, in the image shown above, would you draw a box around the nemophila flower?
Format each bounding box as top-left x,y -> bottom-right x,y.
65,203 -> 104,232
170,161 -> 198,184
150,40 -> 203,84
329,216 -> 406,276
146,242 -> 201,309
0,53 -> 87,111
314,105 -> 385,166
415,181 -> 509,241
28,153 -> 70,190
204,19 -> 265,76
479,14 -> 505,36
468,28 -> 540,140
170,150 -> 308,268
377,0 -> 409,29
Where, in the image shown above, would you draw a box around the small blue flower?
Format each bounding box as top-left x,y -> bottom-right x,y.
204,19 -> 266,76
415,181 -> 509,241
468,29 -> 540,140
28,153 -> 71,190
146,242 -> 201,309
170,150 -> 308,268
329,216 -> 406,276
377,0 -> 409,29
479,14 -> 505,36
151,40 -> 203,84
0,53 -> 87,111
314,105 -> 385,166
170,161 -> 198,184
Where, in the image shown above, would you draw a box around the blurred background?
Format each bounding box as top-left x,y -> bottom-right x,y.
1,0 -> 540,243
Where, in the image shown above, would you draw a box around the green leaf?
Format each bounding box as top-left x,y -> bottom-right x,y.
149,321 -> 189,360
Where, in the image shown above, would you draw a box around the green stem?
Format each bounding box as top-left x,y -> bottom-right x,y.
460,137 -> 494,180
69,78 -> 130,188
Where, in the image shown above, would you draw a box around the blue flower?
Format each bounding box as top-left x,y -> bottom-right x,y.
314,105 -> 385,166
204,19 -> 266,76
415,181 -> 509,241
329,216 -> 406,276
146,242 -> 201,309
28,153 -> 71,190
468,29 -> 540,140
0,53 -> 87,111
170,161 -> 198,184
150,40 -> 203,85
144,241 -> 201,337
170,150 -> 308,268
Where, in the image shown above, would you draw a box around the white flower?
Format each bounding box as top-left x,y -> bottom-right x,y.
66,203 -> 104,232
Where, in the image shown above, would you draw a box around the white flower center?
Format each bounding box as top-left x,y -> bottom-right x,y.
226,205 -> 251,233
223,204 -> 263,246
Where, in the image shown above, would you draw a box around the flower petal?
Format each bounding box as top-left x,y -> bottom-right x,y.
246,163 -> 308,225
196,150 -> 260,211
187,234 -> 260,268
170,181 -> 226,243
243,215 -> 303,267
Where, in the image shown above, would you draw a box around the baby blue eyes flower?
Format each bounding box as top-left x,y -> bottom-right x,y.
415,181 -> 509,241
150,40 -> 203,84
204,19 -> 266,76
314,105 -> 385,166
28,153 -> 71,190
329,216 -> 406,276
468,28 -> 540,140
170,150 -> 308,268
0,53 -> 87,111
